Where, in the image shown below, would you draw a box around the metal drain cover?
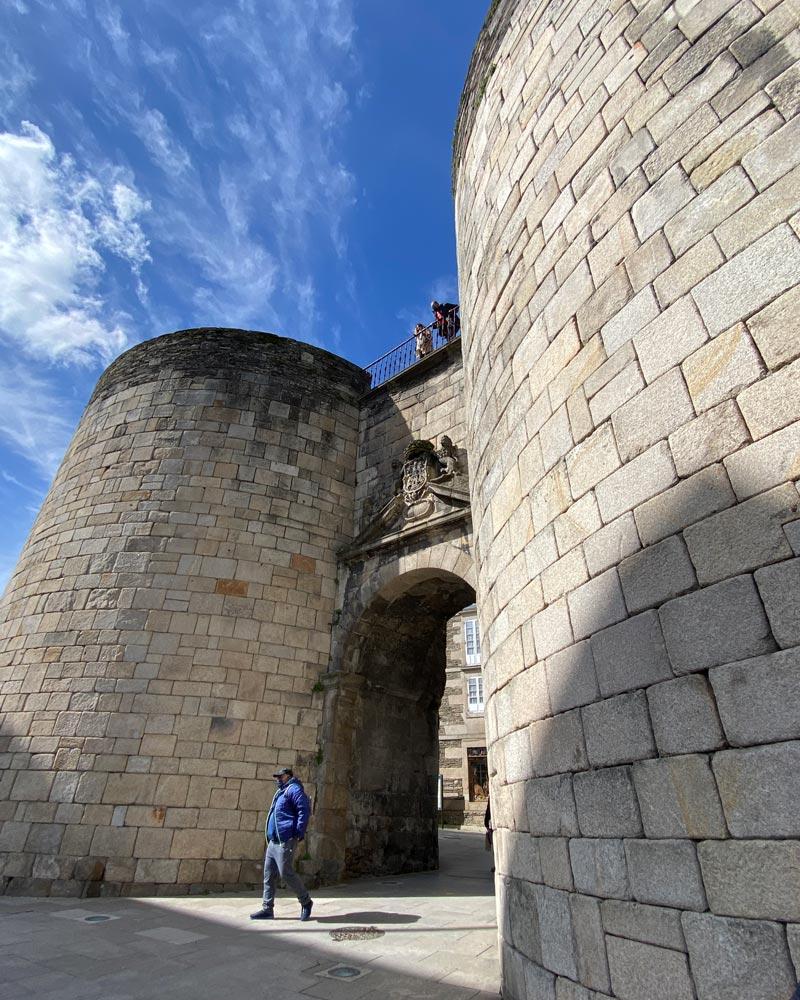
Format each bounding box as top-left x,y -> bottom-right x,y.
316,964 -> 371,982
83,915 -> 113,922
330,925 -> 385,941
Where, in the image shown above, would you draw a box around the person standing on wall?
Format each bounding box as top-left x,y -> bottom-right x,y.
431,301 -> 460,343
251,767 -> 313,921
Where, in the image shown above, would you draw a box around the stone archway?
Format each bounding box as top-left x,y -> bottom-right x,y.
311,564 -> 476,884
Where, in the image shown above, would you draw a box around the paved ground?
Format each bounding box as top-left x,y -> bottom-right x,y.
0,829 -> 499,1000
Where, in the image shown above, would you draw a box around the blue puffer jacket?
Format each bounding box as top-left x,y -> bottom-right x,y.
265,778 -> 311,844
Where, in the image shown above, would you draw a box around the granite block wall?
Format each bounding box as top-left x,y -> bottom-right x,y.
0,328 -> 367,896
454,0 -> 800,996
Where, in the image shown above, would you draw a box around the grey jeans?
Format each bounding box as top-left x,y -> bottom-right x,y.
262,838 -> 311,909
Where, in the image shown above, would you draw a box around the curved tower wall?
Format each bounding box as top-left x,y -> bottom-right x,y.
0,328 -> 367,895
455,2 -> 800,997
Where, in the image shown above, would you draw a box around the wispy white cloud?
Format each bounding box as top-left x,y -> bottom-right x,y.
0,45 -> 34,117
97,1 -> 130,63
131,107 -> 192,177
0,366 -> 77,479
0,122 -> 150,364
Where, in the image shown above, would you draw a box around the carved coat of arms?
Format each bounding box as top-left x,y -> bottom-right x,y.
342,434 -> 469,558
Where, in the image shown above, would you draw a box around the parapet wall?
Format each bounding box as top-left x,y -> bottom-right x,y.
0,328 -> 367,895
455,0 -> 800,997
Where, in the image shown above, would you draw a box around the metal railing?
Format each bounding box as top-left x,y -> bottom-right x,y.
365,319 -> 461,389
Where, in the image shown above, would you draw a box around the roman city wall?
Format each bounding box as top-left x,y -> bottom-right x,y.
454,0 -> 800,997
0,328 -> 368,896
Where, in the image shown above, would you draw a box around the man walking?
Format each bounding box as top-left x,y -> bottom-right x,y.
250,767 -> 313,921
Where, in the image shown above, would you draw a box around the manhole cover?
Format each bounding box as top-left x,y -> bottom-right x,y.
330,925 -> 385,941
316,964 -> 372,982
83,915 -> 112,923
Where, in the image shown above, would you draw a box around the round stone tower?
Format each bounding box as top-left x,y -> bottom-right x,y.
454,2 -> 800,998
0,328 -> 368,896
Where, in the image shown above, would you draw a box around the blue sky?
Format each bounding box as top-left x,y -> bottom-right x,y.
0,0 -> 487,592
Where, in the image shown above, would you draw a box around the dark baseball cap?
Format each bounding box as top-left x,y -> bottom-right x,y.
273,767 -> 293,778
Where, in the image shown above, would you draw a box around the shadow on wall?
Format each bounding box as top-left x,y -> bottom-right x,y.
488,479 -> 800,999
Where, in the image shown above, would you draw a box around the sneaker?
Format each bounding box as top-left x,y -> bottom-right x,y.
250,908 -> 274,920
300,899 -> 313,922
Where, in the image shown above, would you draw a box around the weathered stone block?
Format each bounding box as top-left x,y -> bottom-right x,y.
591,611 -> 673,697
607,935 -> 696,1000
724,420 -> 800,501
573,766 -> 643,837
788,925 -> 800,981
713,742 -> 800,837
583,691 -> 656,767
692,225 -> 800,336
625,839 -> 707,911
536,885 -> 578,979
545,641 -> 600,714
570,838 -> 630,899
554,492 -> 602,556
742,115 -> 800,190
659,574 -> 775,674
508,876 -> 543,964
683,912 -> 797,1000
596,442 -> 677,523
647,675 -> 725,755
584,512 -> 641,577
755,557 -> 800,648
568,568 -> 628,641
539,836 -> 574,891
668,401 -> 751,479
566,424 -> 622,500
530,710 -> 588,776
685,482 -> 796,585
634,295 -> 709,384
526,960 -> 557,1000
501,728 -> 535,784
611,367 -> 694,462
699,840 -> 800,922
601,899 -> 686,953
571,892 -> 612,993
633,755 -> 728,840
601,287 -> 661,355
683,322 -> 766,413
619,537 -> 697,613
632,164 -> 695,243
654,235 -> 725,310
533,599 -> 574,660
525,775 -> 580,837
506,832 -> 543,884
746,284 -> 800,370
710,647 -> 800,746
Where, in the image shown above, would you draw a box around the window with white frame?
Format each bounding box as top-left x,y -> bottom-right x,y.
464,617 -> 481,665
467,674 -> 484,714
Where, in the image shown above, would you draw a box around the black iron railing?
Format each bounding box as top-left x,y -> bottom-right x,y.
365,320 -> 461,389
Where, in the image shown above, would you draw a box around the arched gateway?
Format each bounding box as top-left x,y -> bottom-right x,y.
0,326 -> 471,895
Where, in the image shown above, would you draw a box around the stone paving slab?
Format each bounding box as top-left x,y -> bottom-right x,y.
0,830 -> 498,1000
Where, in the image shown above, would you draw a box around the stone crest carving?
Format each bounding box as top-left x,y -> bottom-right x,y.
343,434 -> 470,558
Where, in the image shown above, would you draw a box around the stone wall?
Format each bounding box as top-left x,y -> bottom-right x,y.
454,1 -> 800,998
0,328 -> 367,896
